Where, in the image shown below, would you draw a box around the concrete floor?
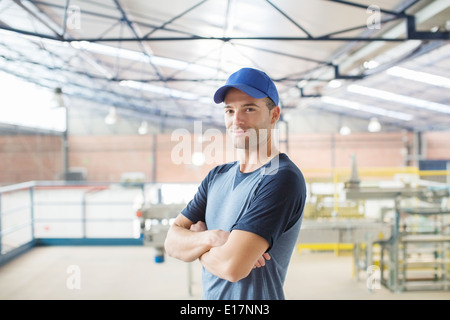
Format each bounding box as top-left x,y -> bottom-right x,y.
1,246 -> 449,300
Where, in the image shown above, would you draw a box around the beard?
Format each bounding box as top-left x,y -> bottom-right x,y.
228,127 -> 270,150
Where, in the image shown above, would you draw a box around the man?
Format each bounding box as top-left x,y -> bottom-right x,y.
164,67 -> 306,300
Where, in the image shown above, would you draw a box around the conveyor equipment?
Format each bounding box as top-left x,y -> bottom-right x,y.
136,203 -> 185,263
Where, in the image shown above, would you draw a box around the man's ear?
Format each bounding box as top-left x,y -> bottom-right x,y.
270,106 -> 281,125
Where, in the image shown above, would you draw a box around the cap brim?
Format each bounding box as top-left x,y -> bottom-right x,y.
213,84 -> 268,104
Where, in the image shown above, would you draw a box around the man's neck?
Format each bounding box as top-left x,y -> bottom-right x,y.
237,145 -> 280,173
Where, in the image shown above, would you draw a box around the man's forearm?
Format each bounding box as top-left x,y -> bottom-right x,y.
199,246 -> 245,283
164,224 -> 212,262
199,230 -> 270,283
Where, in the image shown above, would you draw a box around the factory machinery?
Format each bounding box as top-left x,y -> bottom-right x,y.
347,185 -> 450,292
136,195 -> 198,295
344,155 -> 450,292
136,202 -> 185,263
300,154 -> 450,292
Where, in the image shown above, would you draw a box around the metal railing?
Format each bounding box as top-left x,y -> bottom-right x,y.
0,181 -> 144,266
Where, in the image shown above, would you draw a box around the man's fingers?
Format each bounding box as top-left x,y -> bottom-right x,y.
253,252 -> 272,268
259,256 -> 266,267
253,255 -> 266,268
190,221 -> 207,232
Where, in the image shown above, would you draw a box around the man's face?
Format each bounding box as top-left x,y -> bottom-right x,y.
223,88 -> 279,150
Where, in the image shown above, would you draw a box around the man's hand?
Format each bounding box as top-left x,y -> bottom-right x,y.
190,221 -> 271,275
253,252 -> 271,268
190,221 -> 207,232
190,221 -> 230,248
165,215 -> 229,262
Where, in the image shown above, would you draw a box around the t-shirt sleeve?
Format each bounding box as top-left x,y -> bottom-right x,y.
181,174 -> 209,224
230,168 -> 306,251
181,165 -> 225,223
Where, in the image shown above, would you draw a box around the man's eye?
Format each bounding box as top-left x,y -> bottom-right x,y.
225,109 -> 233,114
245,108 -> 254,112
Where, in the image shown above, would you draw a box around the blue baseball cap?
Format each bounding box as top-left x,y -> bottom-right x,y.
213,68 -> 279,106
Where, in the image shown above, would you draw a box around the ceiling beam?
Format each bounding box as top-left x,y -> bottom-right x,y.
142,0 -> 210,39
265,0 -> 313,38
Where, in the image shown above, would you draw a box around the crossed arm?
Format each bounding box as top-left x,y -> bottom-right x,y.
164,214 -> 270,282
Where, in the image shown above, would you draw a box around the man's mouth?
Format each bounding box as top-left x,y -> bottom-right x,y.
229,128 -> 247,136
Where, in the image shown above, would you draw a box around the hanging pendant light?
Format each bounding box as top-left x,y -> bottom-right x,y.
104,107 -> 118,125
368,117 -> 381,132
138,121 -> 148,135
339,125 -> 351,135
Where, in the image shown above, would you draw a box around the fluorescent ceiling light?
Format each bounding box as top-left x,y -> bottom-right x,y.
321,96 -> 413,121
120,80 -> 210,103
347,84 -> 450,114
386,66 -> 450,89
369,41 -> 422,67
71,41 -> 216,76
327,79 -> 342,88
362,60 -> 379,70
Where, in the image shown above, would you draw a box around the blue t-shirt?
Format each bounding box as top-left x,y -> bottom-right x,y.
181,153 -> 306,300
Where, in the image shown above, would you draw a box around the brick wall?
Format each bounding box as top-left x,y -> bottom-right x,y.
287,132 -> 407,169
0,135 -> 63,184
1,130 -> 449,185
68,135 -> 156,182
425,131 -> 450,159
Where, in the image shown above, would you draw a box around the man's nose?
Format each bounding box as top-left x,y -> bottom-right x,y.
233,109 -> 244,124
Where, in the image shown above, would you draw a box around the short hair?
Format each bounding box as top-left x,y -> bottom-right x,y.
264,97 -> 276,111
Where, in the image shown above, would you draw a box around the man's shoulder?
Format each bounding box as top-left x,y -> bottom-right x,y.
278,153 -> 299,168
212,161 -> 237,174
260,154 -> 306,192
265,153 -> 303,176
204,161 -> 237,181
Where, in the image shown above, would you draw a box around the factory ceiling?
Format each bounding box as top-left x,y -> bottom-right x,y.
0,0 -> 449,133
